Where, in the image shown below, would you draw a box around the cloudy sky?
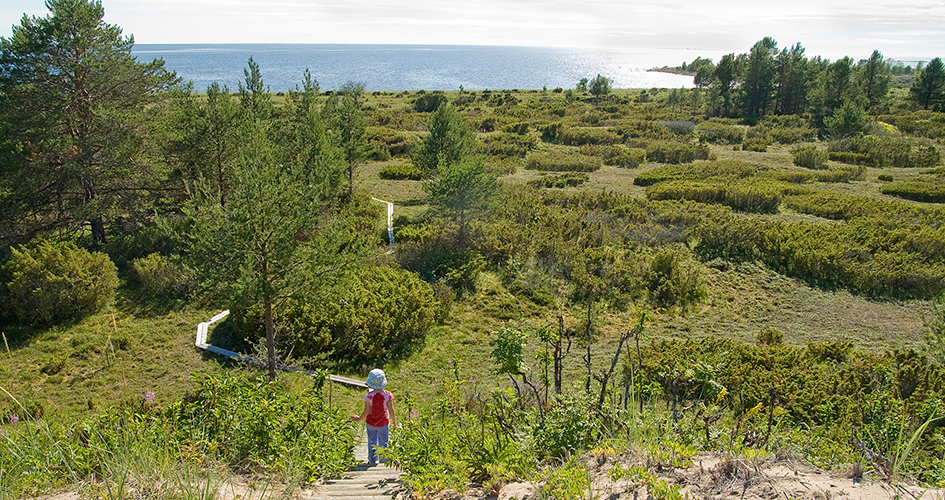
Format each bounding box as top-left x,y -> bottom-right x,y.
2,0 -> 944,62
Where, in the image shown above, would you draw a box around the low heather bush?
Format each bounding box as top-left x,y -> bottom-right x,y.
660,120 -> 696,136
525,150 -> 601,172
527,172 -> 590,188
555,127 -> 622,146
696,121 -> 745,144
644,141 -> 709,164
130,253 -> 196,300
1,240 -> 118,324
380,163 -> 423,180
881,179 -> 945,203
793,145 -> 828,169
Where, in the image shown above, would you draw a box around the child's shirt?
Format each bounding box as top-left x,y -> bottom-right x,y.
365,389 -> 393,427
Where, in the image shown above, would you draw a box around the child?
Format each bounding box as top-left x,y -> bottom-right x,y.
350,368 -> 396,466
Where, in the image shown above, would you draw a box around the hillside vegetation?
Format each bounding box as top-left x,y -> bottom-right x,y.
2,2 -> 945,499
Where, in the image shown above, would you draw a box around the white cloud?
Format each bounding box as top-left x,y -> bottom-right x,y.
2,0 -> 943,60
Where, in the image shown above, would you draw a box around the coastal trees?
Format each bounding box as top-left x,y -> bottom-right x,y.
588,74 -> 612,104
325,89 -> 367,196
423,157 -> 498,244
172,62 -> 358,380
910,57 -> 945,110
823,100 -> 868,139
712,53 -> 741,117
412,103 -> 474,176
774,43 -> 813,115
741,37 -> 778,122
0,0 -> 175,246
858,50 -> 891,111
168,82 -> 240,208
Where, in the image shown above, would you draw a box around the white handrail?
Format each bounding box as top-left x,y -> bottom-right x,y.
371,197 -> 394,251
193,310 -> 367,388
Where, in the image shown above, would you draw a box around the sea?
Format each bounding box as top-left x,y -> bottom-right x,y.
131,44 -> 705,92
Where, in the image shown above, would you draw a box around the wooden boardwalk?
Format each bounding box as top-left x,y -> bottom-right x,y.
309,426 -> 404,500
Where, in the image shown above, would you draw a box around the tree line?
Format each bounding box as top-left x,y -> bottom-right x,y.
673,38 -> 945,125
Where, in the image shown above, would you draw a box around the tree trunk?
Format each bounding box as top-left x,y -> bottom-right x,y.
554,315 -> 564,395
84,178 -> 106,246
584,302 -> 593,393
265,300 -> 276,381
90,217 -> 106,247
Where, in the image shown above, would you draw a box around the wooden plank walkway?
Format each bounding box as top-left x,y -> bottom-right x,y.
310,426 -> 404,500
194,312 -> 401,498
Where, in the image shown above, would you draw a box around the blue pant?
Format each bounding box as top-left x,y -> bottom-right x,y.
366,424 -> 389,464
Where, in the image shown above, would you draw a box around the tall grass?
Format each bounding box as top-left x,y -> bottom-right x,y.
0,371 -> 353,499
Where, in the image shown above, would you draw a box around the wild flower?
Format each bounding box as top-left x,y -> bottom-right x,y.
409,411 -> 419,419
469,377 -> 476,383
9,414 -> 19,424
144,391 -> 155,402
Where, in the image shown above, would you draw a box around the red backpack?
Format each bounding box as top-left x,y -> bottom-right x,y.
366,391 -> 389,427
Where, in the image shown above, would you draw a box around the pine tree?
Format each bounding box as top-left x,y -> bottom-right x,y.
412,104 -> 474,177
910,57 -> 945,110
0,0 -> 174,246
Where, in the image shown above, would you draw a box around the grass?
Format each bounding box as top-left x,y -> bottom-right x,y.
0,306 -> 224,424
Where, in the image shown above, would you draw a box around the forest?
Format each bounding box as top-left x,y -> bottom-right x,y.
2,1 -> 945,499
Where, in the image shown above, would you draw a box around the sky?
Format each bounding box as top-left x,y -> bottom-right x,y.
2,0 -> 944,63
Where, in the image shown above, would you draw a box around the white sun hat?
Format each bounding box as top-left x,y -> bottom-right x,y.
365,368 -> 387,390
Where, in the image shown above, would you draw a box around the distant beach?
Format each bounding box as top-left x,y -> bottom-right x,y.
132,44 -> 705,92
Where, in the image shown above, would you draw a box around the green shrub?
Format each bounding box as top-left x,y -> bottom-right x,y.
504,122 -> 530,135
413,92 -> 448,112
881,180 -> 945,203
367,126 -> 414,157
177,372 -> 354,480
645,246 -> 705,309
793,145 -> 828,169
1,240 -> 118,324
696,121 -> 745,144
555,127 -> 622,146
828,151 -> 871,165
830,136 -> 941,168
478,132 -> 537,158
525,150 -> 601,172
527,172 -> 590,188
647,180 -> 783,213
602,145 -> 646,168
281,265 -> 438,363
609,120 -> 672,140
644,141 -> 710,164
750,115 -> 816,144
768,125 -> 817,144
757,327 -> 783,345
540,122 -> 563,143
533,394 -> 596,460
633,160 -> 759,186
881,111 -> 945,139
742,137 -> 771,152
878,174 -> 894,182
379,163 -> 423,180
130,253 -> 196,300
776,171 -> 817,184
660,120 -> 696,136
815,166 -> 866,183
366,144 -> 391,161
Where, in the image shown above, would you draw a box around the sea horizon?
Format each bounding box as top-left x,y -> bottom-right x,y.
132,43 -> 703,92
